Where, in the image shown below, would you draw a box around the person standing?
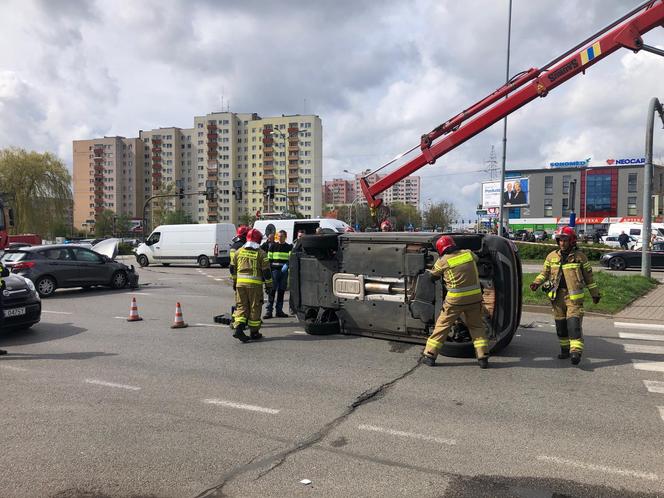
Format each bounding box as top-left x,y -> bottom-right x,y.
529,226 -> 600,365
421,235 -> 490,368
264,230 -> 293,319
617,230 -> 630,250
230,228 -> 272,342
261,232 -> 274,253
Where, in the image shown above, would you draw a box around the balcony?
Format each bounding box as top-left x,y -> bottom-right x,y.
288,127 -> 298,134
208,150 -> 218,158
289,169 -> 299,177
152,138 -> 162,144
151,147 -> 161,153
93,147 -> 104,155
207,201 -> 218,208
263,146 -> 273,153
152,156 -> 162,163
288,145 -> 299,152
207,133 -> 218,140
95,206 -> 104,213
207,123 -> 217,130
288,160 -> 299,166
263,127 -> 274,135
94,156 -> 104,163
287,189 -> 299,196
207,214 -> 218,222
262,137 -> 274,145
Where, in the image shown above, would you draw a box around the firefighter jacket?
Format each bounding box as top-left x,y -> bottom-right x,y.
267,242 -> 293,270
230,247 -> 272,288
430,249 -> 483,306
229,238 -> 246,265
533,248 -> 599,301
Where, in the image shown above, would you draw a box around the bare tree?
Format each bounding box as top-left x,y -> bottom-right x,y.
423,201 -> 458,231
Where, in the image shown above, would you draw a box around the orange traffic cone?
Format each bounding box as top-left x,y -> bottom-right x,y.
127,297 -> 143,322
171,302 -> 188,329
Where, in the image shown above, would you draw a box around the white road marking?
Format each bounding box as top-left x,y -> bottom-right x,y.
214,278 -> 224,281
42,310 -> 72,315
615,321 -> 664,331
113,316 -> 129,319
358,424 -> 456,446
0,365 -> 28,372
84,379 -> 141,391
203,398 -> 280,414
632,361 -> 664,373
659,406 -> 664,422
619,333 -> 664,342
623,343 -> 664,354
179,295 -> 208,298
292,330 -> 307,335
129,292 -> 152,296
194,323 -> 224,328
207,275 -> 215,278
643,380 -> 664,394
536,455 -> 658,481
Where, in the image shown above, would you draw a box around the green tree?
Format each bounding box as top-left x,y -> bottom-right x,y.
163,209 -> 196,225
95,209 -> 115,236
0,148 -> 72,237
389,202 -> 422,230
239,213 -> 257,227
423,201 -> 458,231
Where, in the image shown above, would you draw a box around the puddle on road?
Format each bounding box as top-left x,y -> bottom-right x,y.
388,341 -> 416,353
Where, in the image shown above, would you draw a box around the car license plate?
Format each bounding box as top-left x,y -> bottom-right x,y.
4,307 -> 26,318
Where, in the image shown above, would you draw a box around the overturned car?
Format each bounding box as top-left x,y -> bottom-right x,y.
289,232 -> 522,357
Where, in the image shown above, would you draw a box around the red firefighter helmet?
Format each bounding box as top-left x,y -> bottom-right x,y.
435,235 -> 456,256
554,226 -> 577,245
246,228 -> 263,244
236,225 -> 249,237
380,220 -> 392,232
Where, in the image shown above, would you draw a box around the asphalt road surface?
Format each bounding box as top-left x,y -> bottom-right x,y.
2,261 -> 664,497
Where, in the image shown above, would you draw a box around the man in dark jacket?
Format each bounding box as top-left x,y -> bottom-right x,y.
264,230 -> 293,319
618,231 -> 630,250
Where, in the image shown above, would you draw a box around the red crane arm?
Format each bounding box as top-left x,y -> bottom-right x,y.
360,0 -> 664,209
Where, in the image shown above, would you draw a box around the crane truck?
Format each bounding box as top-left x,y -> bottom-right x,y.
289,0 -> 664,357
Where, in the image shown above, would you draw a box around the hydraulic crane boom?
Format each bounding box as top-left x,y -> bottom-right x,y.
360,0 -> 664,210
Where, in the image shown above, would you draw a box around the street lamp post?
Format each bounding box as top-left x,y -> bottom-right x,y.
642,97 -> 664,277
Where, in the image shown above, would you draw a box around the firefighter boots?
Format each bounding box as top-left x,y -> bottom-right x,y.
421,355 -> 436,367
567,316 -> 584,365
555,319 -> 570,359
250,330 -> 263,340
478,357 -> 489,369
232,324 -> 250,343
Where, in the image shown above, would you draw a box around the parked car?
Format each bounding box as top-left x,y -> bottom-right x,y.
7,242 -> 33,250
601,235 -> 638,250
533,230 -> 548,241
599,242 -> 664,270
0,267 -> 41,331
1,240 -> 139,297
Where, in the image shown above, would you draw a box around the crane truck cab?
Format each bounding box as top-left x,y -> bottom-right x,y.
289,231 -> 522,357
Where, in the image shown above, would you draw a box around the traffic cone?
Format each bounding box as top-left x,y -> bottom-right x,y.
171,302 -> 188,329
127,297 -> 143,322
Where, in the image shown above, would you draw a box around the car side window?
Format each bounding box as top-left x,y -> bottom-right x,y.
147,232 -> 161,245
71,248 -> 102,263
43,248 -> 72,261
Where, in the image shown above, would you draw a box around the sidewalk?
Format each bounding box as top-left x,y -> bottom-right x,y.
614,282 -> 664,322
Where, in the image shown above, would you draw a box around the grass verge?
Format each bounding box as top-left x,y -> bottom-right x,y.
522,271 -> 658,314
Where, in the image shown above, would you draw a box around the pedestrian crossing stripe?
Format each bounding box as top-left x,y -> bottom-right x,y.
580,42 -> 601,65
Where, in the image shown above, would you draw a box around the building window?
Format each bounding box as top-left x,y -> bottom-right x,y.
628,173 -> 638,193
628,196 -> 638,216
562,175 -> 571,195
586,174 -> 612,213
544,198 -> 553,217
544,176 -> 553,195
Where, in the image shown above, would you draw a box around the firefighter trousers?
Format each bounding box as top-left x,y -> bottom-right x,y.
551,288 -> 584,353
233,286 -> 264,333
424,301 -> 488,360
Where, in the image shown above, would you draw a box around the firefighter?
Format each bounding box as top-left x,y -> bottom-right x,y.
230,228 -> 272,342
421,235 -> 489,368
530,226 -> 600,365
264,229 -> 293,319
229,225 -> 249,262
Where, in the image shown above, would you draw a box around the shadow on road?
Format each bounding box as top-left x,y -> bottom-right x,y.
0,322 -> 87,347
1,351 -> 116,361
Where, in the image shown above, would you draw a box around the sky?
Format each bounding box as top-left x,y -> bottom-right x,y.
2,0 -> 664,218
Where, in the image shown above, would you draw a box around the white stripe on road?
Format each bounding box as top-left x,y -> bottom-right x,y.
619,333 -> 664,342
623,343 -> 664,354
358,424 -> 456,446
84,379 -> 141,391
644,380 -> 664,394
129,292 -> 152,296
659,407 -> 664,422
536,455 -> 659,481
615,322 -> 664,331
207,275 -> 215,278
194,323 -> 224,328
632,361 -> 664,373
42,310 -> 73,315
292,330 -> 307,335
0,365 -> 28,372
214,278 -> 224,281
203,398 -> 280,414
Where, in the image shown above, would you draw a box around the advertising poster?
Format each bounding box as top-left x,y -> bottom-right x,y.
482,178 -> 530,208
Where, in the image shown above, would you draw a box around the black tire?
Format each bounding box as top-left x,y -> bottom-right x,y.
35,276 -> 56,298
198,255 -> 211,268
137,255 -> 149,267
110,270 -> 128,289
609,256 -> 626,271
303,308 -> 340,335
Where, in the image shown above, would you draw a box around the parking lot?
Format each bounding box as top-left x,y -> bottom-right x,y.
2,262 -> 664,497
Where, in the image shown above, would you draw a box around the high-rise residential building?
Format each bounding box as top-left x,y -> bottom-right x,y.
72,137 -> 144,231
351,169 -> 420,209
73,112 -> 323,232
323,178 -> 355,205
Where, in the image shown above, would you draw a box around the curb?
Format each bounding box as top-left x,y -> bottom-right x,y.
522,304 -> 613,319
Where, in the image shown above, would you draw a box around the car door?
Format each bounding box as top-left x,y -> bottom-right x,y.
69,247 -> 108,285
652,243 -> 664,268
38,247 -> 79,286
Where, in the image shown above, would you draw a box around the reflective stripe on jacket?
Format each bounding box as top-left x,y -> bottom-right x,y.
230,247 -> 272,287
533,248 -> 599,300
267,242 -> 293,269
430,249 -> 482,305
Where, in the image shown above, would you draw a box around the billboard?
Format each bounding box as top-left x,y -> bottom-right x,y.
482,178 -> 530,208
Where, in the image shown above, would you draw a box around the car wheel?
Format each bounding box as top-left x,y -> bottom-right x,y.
198,255 -> 211,268
110,270 -> 128,289
609,257 -> 626,271
137,255 -> 149,267
35,276 -> 56,298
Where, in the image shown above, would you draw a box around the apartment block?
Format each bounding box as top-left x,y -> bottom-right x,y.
72,137 -> 144,231
323,178 -> 355,205
351,169 -> 420,208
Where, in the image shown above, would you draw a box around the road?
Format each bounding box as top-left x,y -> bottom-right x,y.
2,262 -> 664,497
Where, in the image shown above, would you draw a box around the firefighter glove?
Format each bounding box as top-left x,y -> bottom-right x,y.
529,282 -> 540,292
592,295 -> 601,304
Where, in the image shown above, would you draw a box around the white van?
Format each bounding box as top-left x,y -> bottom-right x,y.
252,218 -> 351,244
607,222 -> 664,244
135,223 -> 236,268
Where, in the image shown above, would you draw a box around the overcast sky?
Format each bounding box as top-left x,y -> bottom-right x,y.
2,0 -> 664,217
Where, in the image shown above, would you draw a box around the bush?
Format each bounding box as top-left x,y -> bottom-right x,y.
515,241 -> 612,261
118,242 -> 135,255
